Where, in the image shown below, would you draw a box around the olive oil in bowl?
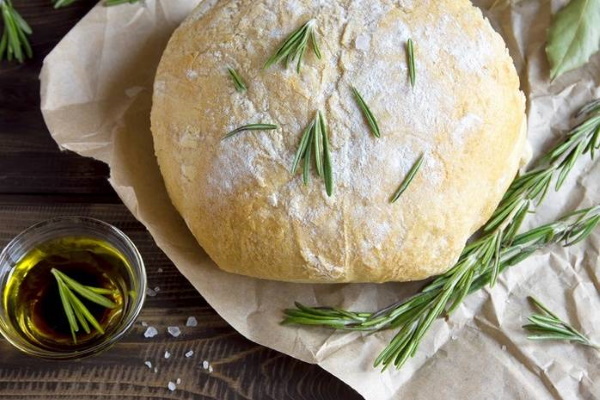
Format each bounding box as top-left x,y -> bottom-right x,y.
0,217 -> 146,359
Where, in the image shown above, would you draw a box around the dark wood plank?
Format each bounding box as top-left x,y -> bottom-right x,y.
0,0 -> 119,200
0,203 -> 361,399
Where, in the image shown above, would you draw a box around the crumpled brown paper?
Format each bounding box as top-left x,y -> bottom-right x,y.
40,1 -> 600,398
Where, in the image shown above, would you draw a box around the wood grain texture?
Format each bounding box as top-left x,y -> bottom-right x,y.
0,203 -> 361,399
0,0 -> 119,200
0,2 -> 362,398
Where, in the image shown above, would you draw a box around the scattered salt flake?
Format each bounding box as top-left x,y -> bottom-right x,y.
167,382 -> 176,391
144,326 -> 158,338
185,350 -> 194,358
157,268 -> 163,273
144,361 -> 152,369
208,366 -> 213,373
164,351 -> 171,359
186,317 -> 198,327
176,378 -> 182,385
153,367 -> 158,374
168,326 -> 181,337
145,288 -> 157,297
141,321 -> 148,327
202,360 -> 209,369
154,286 -> 161,292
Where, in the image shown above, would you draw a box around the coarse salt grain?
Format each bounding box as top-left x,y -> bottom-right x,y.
167,326 -> 181,337
186,316 -> 198,327
141,321 -> 148,327
167,382 -> 176,391
145,288 -> 157,297
185,350 -> 194,358
164,351 -> 171,359
144,361 -> 152,369
176,378 -> 182,385
144,327 -> 158,338
154,286 -> 160,292
202,361 -> 209,369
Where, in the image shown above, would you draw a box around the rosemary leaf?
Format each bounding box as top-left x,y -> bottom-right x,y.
313,114 -> 324,177
390,154 -> 424,203
227,67 -> 247,92
351,86 -> 381,138
264,19 -> 321,73
524,297 -> 599,349
320,111 -> 334,197
291,121 -> 314,174
303,129 -> 314,185
223,123 -> 278,140
406,39 -> 416,87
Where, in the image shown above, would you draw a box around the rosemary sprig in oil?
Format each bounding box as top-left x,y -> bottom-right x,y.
283,98 -> 600,370
351,86 -> 381,138
227,67 -> 247,92
292,111 -> 333,196
264,19 -> 322,73
223,123 -> 278,140
523,296 -> 599,350
51,269 -> 118,342
0,0 -> 32,63
390,154 -> 424,203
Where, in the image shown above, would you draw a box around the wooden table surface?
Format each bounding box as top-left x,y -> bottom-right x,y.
0,1 -> 361,398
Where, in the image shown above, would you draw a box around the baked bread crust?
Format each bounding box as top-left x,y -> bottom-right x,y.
151,0 -> 526,283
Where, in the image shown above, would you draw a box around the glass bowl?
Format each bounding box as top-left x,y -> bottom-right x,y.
0,217 -> 146,359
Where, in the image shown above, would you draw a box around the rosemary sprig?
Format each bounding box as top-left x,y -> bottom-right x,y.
51,269 -> 118,342
284,206 -> 600,368
0,0 -> 32,63
390,154 -> 424,203
406,39 -> 416,87
227,67 -> 247,93
223,123 -> 278,140
523,296 -> 599,349
264,19 -> 321,73
292,111 -> 333,196
283,98 -> 600,370
351,86 -> 381,138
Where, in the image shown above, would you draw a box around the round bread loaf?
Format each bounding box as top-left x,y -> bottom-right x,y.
151,0 -> 526,283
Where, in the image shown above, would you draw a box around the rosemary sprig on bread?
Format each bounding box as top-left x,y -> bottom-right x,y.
283,98 -> 600,369
292,111 -> 333,196
264,19 -> 322,73
223,124 -> 278,140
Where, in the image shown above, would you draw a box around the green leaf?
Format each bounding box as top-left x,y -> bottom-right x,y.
546,0 -> 600,80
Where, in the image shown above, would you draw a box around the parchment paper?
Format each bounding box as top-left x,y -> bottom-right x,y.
39,1 -> 600,398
